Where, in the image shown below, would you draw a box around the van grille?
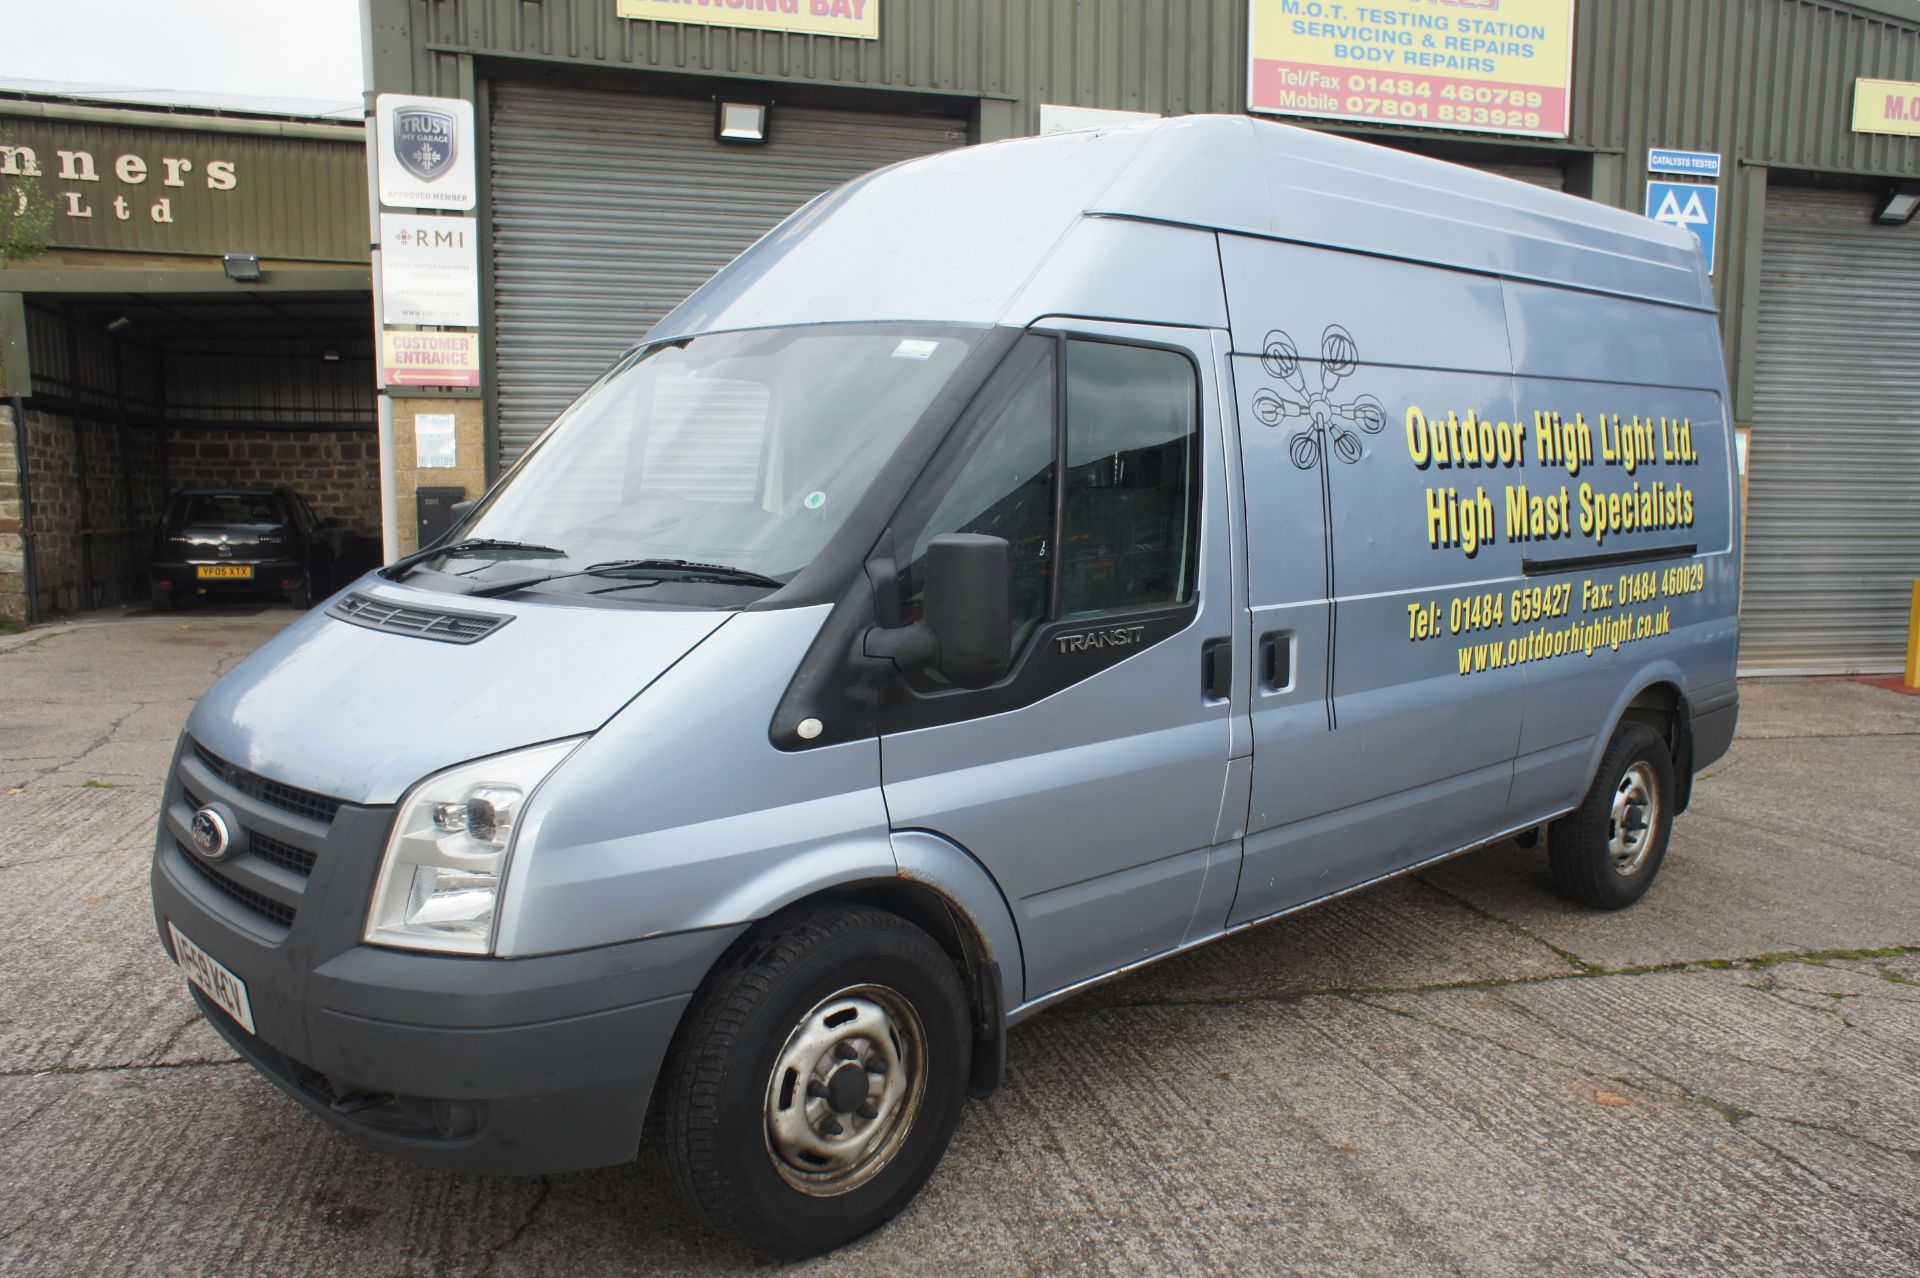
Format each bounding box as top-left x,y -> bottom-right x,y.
176,842 -> 297,929
192,743 -> 341,825
328,592 -> 510,645
180,783 -> 315,878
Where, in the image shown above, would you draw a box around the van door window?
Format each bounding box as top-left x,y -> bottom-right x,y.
898,335 -> 1201,664
1060,340 -> 1198,618
902,350 -> 1055,651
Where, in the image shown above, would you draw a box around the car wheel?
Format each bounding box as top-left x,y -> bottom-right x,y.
659,904 -> 973,1260
286,579 -> 313,611
150,586 -> 176,612
1548,721 -> 1675,910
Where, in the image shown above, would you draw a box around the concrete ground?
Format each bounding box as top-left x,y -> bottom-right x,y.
1,607 -> 1915,1277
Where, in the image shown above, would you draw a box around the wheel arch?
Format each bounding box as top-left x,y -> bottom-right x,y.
685,829 -> 1022,1100
1590,665 -> 1697,813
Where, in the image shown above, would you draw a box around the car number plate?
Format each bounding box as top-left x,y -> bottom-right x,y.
196,564 -> 254,580
168,922 -> 256,1034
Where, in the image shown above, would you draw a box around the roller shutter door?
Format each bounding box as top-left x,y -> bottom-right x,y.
1744,185 -> 1920,674
489,84 -> 966,468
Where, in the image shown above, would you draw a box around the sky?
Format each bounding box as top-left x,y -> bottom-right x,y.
0,0 -> 365,106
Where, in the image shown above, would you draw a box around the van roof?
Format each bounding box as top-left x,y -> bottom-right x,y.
652,114 -> 1711,344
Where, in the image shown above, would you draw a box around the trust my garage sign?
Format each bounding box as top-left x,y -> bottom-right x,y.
1248,0 -> 1576,139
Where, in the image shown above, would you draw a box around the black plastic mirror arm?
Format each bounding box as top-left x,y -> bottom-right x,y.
863,620 -> 940,670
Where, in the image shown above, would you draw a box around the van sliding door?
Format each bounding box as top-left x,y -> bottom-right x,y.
1221,235 -> 1525,926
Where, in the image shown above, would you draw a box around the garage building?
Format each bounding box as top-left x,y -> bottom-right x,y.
0,86 -> 374,622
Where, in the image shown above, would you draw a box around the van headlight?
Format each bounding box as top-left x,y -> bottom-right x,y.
365,739 -> 584,955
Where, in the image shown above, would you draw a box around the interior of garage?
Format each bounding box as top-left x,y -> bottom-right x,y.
7,289 -> 376,619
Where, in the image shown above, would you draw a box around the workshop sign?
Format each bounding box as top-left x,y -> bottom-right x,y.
616,0 -> 878,40
1852,77 -> 1920,137
0,112 -> 366,261
1248,0 -> 1575,139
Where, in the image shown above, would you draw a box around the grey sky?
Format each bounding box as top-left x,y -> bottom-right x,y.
0,0 -> 365,104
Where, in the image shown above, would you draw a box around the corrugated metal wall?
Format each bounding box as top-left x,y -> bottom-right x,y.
402,0 -> 1249,133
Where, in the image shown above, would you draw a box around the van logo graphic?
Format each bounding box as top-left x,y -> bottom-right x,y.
394,107 -> 457,181
1250,325 -> 1382,732
1250,327 -> 1385,470
188,807 -> 232,861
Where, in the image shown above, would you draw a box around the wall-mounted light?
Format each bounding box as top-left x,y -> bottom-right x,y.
1874,181 -> 1920,225
716,99 -> 769,145
321,349 -> 342,363
222,252 -> 263,282
105,316 -> 131,333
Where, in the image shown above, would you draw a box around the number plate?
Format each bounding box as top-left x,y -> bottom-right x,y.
196,564 -> 254,580
168,922 -> 256,1034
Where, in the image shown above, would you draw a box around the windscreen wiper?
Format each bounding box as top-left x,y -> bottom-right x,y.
382,538 -> 569,581
585,559 -> 785,589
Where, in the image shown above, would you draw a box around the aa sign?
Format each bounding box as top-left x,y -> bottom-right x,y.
1645,181 -> 1718,275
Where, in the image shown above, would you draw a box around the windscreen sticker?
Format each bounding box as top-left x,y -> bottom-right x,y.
803,491 -> 827,510
891,339 -> 940,361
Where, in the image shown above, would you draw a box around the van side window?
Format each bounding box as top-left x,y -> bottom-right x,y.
1060,340 -> 1198,617
902,351 -> 1055,651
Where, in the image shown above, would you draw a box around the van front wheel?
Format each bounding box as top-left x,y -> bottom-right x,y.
1549,721 -> 1675,910
658,904 -> 973,1260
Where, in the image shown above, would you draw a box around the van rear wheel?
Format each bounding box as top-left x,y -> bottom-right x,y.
1549,721 -> 1674,910
658,903 -> 972,1260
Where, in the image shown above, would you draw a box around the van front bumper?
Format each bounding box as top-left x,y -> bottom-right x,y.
150,741 -> 744,1175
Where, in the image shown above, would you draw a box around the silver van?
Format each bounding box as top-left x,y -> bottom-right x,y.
152,116 -> 1738,1258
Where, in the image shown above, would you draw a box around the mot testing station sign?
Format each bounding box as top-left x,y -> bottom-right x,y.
375,94 -> 476,210
379,213 -> 480,327
616,0 -> 878,40
1852,77 -> 1920,137
1645,180 -> 1718,275
1248,0 -> 1575,139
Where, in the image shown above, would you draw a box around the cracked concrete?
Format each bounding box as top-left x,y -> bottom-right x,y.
1,609 -> 1917,1276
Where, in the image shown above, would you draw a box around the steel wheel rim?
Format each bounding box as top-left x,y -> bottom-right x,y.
763,984 -> 927,1196
1608,760 -> 1661,876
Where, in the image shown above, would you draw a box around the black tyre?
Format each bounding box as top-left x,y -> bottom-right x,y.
659,904 -> 973,1260
150,586 -> 176,613
1549,721 -> 1675,910
286,579 -> 313,611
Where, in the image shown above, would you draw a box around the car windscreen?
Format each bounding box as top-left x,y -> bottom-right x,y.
451,324 -> 982,584
167,494 -> 287,526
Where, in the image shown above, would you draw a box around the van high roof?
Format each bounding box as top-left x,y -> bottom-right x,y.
653,114 -> 1710,345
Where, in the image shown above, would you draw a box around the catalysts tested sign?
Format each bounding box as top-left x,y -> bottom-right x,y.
1248,0 -> 1575,139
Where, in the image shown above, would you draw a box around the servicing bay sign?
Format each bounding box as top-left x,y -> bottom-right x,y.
1248,0 -> 1575,139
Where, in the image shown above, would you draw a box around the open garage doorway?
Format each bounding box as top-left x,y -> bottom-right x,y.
6,289 -> 377,619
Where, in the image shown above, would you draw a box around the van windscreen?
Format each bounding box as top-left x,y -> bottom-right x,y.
456,325 -> 981,584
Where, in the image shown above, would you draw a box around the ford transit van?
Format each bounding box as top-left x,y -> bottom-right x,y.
152,115 -> 1738,1258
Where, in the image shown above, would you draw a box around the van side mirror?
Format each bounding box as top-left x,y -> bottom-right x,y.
450,499 -> 478,522
864,534 -> 1012,689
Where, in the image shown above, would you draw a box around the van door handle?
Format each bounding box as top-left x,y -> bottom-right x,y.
1201,638 -> 1231,700
1259,631 -> 1293,691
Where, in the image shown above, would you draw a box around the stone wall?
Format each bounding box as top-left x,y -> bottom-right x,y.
162,429 -> 381,534
2,416 -> 379,620
7,408 -> 166,616
391,398 -> 487,555
0,406 -> 23,622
